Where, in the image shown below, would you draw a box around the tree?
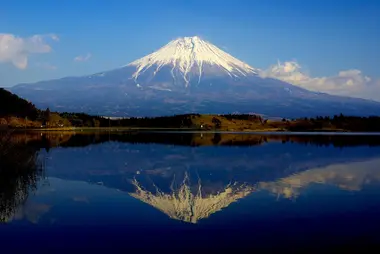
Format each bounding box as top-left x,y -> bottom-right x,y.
49,113 -> 63,127
72,119 -> 84,127
211,117 -> 222,129
0,118 -> 7,127
85,120 -> 93,127
93,118 -> 100,128
44,108 -> 51,127
8,117 -> 22,128
62,118 -> 71,127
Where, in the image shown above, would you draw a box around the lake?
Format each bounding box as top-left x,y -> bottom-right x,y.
1,131 -> 380,252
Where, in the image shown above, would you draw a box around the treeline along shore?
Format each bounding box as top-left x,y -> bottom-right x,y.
2,88 -> 380,132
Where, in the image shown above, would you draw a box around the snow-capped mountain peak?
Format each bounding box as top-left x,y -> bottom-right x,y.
127,36 -> 257,86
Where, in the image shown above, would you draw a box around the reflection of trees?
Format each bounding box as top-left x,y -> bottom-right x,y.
57,132 -> 380,148
129,173 -> 254,223
0,132 -> 45,222
5,131 -> 380,149
211,133 -> 222,145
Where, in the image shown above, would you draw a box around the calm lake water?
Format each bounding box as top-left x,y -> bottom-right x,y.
1,131 -> 380,252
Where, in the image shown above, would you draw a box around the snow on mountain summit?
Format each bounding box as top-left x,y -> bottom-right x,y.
127,36 -> 257,86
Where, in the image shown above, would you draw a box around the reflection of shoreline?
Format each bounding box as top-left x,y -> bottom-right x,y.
129,174 -> 254,224
5,131 -> 380,149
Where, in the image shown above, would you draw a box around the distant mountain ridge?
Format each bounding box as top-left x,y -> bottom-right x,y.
9,36 -> 380,118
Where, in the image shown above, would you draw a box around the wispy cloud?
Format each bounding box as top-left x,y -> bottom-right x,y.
49,34 -> 60,42
74,53 -> 92,62
35,62 -> 57,70
0,33 -> 58,69
260,60 -> 380,101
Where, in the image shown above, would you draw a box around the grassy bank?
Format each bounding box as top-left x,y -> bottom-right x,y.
23,127 -> 200,132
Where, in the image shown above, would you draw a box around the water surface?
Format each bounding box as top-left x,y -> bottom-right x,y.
1,131 -> 380,252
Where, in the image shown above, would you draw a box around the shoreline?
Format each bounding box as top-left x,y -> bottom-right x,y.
3,127 -> 380,135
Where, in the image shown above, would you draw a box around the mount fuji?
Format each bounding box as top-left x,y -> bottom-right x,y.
9,36 -> 380,117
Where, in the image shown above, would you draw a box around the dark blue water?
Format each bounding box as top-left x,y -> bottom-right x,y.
1,132 -> 380,252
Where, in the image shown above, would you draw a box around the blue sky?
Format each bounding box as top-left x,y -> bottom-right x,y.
1,0 -> 379,99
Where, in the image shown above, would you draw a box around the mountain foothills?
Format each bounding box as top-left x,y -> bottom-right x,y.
9,36 -> 380,118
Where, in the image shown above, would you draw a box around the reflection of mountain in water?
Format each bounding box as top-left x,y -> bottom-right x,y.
129,173 -> 254,223
259,158 -> 380,200
3,131 -> 380,224
128,158 -> 380,222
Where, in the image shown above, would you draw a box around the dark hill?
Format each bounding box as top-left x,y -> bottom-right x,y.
0,88 -> 39,120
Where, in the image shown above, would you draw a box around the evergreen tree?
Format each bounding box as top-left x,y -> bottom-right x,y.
44,108 -> 51,127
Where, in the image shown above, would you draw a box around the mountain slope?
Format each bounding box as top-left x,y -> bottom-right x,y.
9,36 -> 380,118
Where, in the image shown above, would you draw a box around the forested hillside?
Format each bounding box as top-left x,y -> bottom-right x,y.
0,88 -> 39,120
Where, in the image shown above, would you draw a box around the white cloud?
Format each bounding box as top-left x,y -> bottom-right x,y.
0,33 -> 58,69
74,53 -> 92,62
260,60 -> 380,101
